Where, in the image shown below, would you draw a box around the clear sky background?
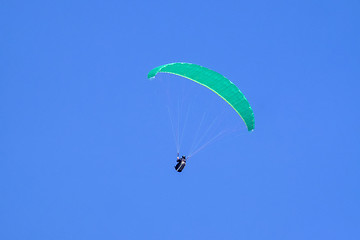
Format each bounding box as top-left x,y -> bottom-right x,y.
1,0 -> 359,239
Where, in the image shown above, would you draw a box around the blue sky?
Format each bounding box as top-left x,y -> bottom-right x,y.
1,0 -> 359,239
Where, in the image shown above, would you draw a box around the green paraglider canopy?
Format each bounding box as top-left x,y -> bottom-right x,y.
148,62 -> 255,131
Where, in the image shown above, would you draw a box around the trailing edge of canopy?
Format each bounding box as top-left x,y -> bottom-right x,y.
148,62 -> 255,131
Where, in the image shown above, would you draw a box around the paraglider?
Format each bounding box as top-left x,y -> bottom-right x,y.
175,155 -> 187,172
148,62 -> 255,172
